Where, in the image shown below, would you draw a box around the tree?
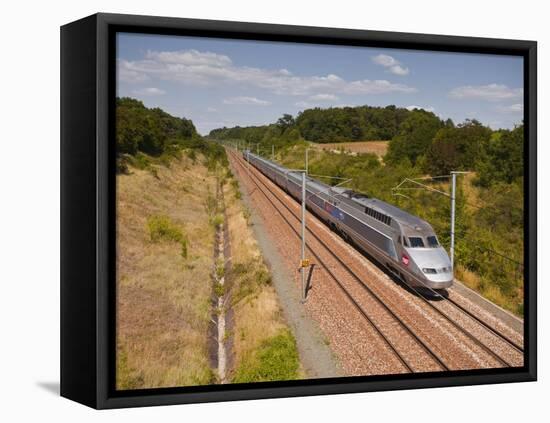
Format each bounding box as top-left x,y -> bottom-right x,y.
276,114 -> 295,130
116,97 -> 200,157
475,125 -> 524,187
385,110 -> 443,166
424,119 -> 492,175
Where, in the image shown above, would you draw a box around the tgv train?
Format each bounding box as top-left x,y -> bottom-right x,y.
243,150 -> 453,290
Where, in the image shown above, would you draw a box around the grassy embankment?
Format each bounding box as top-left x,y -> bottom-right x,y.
223,170 -> 302,383
116,150 -> 301,389
116,97 -> 301,388
116,152 -> 217,389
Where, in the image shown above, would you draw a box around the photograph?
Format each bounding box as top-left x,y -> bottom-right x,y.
114,31 -> 525,390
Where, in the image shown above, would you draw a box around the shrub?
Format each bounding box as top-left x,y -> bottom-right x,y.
232,329 -> 300,383
130,152 -> 152,170
147,215 -> 188,258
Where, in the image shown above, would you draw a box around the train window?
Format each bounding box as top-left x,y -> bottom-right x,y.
427,236 -> 439,247
408,237 -> 425,248
402,236 -> 409,247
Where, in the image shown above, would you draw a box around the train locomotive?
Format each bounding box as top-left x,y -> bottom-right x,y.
242,150 -> 454,290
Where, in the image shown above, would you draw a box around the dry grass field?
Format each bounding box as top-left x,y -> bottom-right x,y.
116,152 -> 301,389
311,140 -> 389,157
116,155 -> 217,389
224,176 -> 301,383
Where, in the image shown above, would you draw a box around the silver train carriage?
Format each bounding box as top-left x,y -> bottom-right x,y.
242,150 -> 453,290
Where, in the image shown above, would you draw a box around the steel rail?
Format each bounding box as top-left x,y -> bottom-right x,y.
230,150 -> 449,372
232,149 -> 519,369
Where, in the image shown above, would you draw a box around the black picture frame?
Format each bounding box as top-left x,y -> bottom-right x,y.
61,12 -> 537,409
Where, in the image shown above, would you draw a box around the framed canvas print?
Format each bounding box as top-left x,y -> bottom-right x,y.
60,13 -> 537,409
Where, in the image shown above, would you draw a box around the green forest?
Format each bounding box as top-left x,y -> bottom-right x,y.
209,105 -> 525,316
116,97 -> 227,172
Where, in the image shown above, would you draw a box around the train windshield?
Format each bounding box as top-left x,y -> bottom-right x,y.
408,237 -> 425,248
427,236 -> 439,247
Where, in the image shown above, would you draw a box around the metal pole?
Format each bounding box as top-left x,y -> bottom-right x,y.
450,172 -> 457,274
272,145 -> 274,161
305,148 -> 309,175
256,143 -> 259,155
301,171 -> 307,302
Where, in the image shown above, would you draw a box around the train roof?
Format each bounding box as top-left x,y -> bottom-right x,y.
330,187 -> 432,232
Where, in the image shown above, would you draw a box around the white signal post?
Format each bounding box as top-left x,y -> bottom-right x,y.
450,172 -> 456,271
301,170 -> 307,302
449,171 -> 468,272
272,145 -> 275,161
305,148 -> 309,175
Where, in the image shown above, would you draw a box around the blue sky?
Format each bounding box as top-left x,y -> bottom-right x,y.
117,33 -> 524,135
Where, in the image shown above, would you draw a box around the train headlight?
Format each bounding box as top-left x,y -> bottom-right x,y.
401,255 -> 410,266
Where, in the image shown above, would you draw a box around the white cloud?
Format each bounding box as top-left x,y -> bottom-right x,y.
132,87 -> 165,96
118,50 -> 416,96
372,54 -> 410,76
294,93 -> 341,109
406,105 -> 435,112
118,61 -> 150,83
146,49 -> 232,67
206,107 -> 218,112
309,93 -> 339,101
388,65 -> 409,76
449,84 -> 523,101
223,96 -> 271,106
497,103 -> 524,113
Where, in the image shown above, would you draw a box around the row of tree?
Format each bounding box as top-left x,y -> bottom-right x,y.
116,97 -> 227,166
209,104 -> 523,189
208,105 -> 413,144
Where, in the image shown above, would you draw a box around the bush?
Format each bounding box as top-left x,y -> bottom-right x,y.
232,329 -> 300,383
147,215 -> 188,258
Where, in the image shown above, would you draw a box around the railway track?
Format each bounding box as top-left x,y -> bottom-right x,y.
230,149 -> 445,373
415,283 -> 523,355
229,149 -> 523,371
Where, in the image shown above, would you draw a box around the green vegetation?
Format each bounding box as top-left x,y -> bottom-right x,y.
385,109 -> 444,166
211,105 -> 525,316
295,105 -> 410,142
209,105 -> 413,145
147,215 -> 188,258
232,259 -> 272,306
116,97 -> 227,172
232,329 -> 300,383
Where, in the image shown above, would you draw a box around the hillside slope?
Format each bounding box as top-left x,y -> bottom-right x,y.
116,155 -> 217,389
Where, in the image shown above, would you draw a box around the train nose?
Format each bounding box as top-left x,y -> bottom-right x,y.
407,247 -> 453,289
422,266 -> 454,288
